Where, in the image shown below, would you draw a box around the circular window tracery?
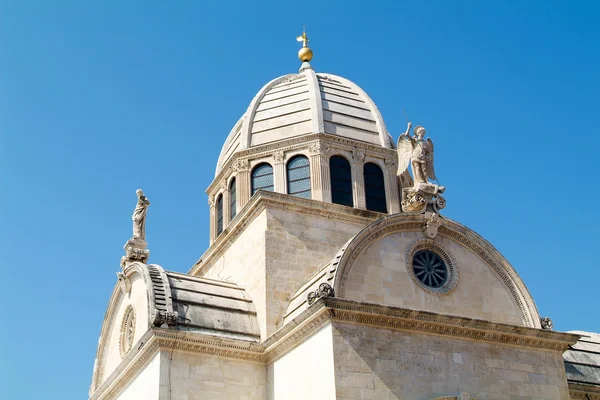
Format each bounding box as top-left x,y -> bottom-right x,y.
413,250 -> 448,288
406,238 -> 458,295
119,305 -> 136,358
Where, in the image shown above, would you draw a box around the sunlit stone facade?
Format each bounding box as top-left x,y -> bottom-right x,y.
89,52 -> 600,400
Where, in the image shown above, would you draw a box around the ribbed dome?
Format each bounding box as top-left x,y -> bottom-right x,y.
215,67 -> 394,176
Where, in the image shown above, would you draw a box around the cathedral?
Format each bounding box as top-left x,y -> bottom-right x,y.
89,34 -> 600,400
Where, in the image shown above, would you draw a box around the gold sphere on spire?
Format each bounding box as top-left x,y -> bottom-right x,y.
296,30 -> 313,62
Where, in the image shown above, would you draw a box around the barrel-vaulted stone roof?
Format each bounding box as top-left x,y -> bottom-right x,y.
564,331 -> 600,391
215,65 -> 394,176
165,271 -> 260,341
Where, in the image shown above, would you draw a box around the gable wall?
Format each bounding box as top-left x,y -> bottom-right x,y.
344,231 -> 525,326
103,274 -> 149,385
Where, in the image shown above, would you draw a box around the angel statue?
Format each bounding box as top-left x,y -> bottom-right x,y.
397,122 -> 436,186
396,122 -> 445,213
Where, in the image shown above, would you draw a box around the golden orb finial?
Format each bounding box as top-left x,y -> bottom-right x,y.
296,28 -> 313,63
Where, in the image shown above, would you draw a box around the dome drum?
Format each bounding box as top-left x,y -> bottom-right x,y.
207,133 -> 401,244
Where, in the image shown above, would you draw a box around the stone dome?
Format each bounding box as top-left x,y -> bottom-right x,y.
215,65 -> 394,176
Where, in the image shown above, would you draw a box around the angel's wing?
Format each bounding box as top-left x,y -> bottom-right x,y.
425,138 -> 436,180
396,135 -> 413,175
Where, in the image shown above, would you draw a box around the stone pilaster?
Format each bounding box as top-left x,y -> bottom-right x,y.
273,151 -> 286,194
208,195 -> 216,244
234,159 -> 250,209
309,154 -> 323,201
352,149 -> 366,210
385,157 -> 401,214
309,142 -> 331,202
221,181 -> 230,226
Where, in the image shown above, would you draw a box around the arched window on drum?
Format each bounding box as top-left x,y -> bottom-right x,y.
330,155 -> 353,207
251,163 -> 274,196
229,178 -> 236,219
364,162 -> 387,213
286,155 -> 311,199
216,194 -> 224,235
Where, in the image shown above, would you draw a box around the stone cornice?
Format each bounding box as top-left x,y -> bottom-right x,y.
90,299 -> 580,400
569,383 -> 600,399
320,298 -> 579,351
188,191 -> 379,276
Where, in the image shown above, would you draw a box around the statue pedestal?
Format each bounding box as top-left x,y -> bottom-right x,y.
120,238 -> 150,268
401,182 -> 446,213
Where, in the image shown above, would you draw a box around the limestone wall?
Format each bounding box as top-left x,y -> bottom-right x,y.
161,351 -> 266,400
332,322 -> 570,400
268,324 -> 337,400
344,231 -> 525,326
203,210 -> 268,338
115,352 -> 160,400
202,205 -> 366,338
264,208 -> 364,333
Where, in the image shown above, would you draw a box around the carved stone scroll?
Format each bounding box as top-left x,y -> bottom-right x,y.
307,283 -> 335,305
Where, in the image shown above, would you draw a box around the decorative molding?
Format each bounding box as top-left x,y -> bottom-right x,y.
432,394 -> 475,400
208,133 -> 397,194
321,298 -> 577,351
90,298 -> 580,400
569,383 -> 600,400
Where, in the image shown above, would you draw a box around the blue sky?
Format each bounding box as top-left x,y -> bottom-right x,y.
1,1 -> 599,398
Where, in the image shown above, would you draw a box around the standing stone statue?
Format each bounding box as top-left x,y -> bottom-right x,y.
397,122 -> 436,186
121,189 -> 151,268
396,122 -> 446,213
132,189 -> 150,240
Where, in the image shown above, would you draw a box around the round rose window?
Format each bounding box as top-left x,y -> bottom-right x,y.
412,250 -> 448,288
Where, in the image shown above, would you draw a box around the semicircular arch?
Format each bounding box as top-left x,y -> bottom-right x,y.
329,213 -> 541,328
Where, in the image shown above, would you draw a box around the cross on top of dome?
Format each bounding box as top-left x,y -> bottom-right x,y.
296,28 -> 313,72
